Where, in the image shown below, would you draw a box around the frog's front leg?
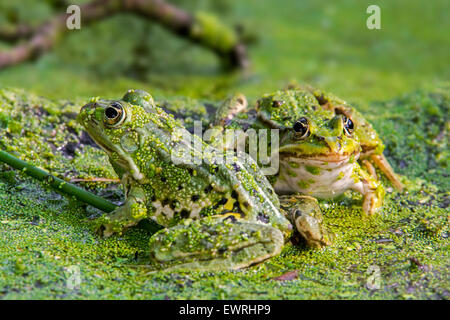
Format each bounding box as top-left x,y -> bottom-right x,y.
96,185 -> 148,237
369,153 -> 404,191
148,215 -> 284,271
279,195 -> 333,248
352,165 -> 385,215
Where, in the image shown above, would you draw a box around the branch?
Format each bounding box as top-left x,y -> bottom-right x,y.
0,0 -> 248,70
0,149 -> 117,213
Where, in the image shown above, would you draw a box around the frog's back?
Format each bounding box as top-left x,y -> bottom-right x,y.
133,116 -> 290,235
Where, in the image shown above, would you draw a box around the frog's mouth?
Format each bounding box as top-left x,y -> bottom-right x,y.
82,122 -> 115,153
279,150 -> 359,163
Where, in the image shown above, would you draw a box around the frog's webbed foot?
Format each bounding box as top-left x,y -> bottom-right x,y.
369,153 -> 404,191
148,215 -> 284,271
212,94 -> 248,127
93,186 -> 148,238
94,201 -> 146,238
279,195 -> 333,248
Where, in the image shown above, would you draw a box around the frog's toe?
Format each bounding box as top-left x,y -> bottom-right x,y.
279,195 -> 332,248
93,223 -> 115,238
362,185 -> 384,215
293,209 -> 332,248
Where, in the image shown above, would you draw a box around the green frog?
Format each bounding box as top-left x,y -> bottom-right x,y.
78,89 -> 330,271
211,87 -> 403,215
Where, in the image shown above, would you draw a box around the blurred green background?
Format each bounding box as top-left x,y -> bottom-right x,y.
0,0 -> 448,102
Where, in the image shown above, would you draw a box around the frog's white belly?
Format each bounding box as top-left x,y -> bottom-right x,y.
274,156 -> 358,199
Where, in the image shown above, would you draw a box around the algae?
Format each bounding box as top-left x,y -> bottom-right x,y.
0,87 -> 448,299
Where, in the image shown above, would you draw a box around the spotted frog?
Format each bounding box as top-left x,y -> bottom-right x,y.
212,87 -> 403,215
78,90 -> 330,271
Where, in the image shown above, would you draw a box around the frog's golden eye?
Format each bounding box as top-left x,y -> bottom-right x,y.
293,117 -> 310,139
343,116 -> 354,136
104,102 -> 125,127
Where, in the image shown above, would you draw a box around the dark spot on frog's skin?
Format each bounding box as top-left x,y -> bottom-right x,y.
224,215 -> 237,223
204,185 -> 213,193
294,209 -> 303,220
191,195 -> 200,202
257,212 -> 270,223
232,163 -> 241,172
180,209 -> 190,219
272,100 -> 284,108
243,201 -> 250,208
316,94 -> 327,105
240,231 -> 249,239
170,200 -> 179,210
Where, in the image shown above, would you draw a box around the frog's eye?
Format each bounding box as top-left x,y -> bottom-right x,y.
293,117 -> 310,139
104,102 -> 125,127
343,116 -> 354,136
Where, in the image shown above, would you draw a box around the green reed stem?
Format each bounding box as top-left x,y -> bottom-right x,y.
0,149 -> 117,213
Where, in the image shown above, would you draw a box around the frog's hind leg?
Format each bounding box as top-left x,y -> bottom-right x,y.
369,154 -> 404,191
148,215 -> 284,271
212,94 -> 248,127
279,195 -> 333,248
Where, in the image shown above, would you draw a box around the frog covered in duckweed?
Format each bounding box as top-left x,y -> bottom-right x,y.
78,89 -> 329,271
212,86 -> 404,216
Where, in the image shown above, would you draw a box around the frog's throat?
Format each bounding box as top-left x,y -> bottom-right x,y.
274,152 -> 360,198
88,131 -> 144,181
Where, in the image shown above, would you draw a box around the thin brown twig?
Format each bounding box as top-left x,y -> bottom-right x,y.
0,0 -> 248,70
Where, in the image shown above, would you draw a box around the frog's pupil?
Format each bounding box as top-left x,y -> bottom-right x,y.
347,119 -> 354,130
105,107 -> 119,119
343,116 -> 354,132
293,118 -> 308,134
